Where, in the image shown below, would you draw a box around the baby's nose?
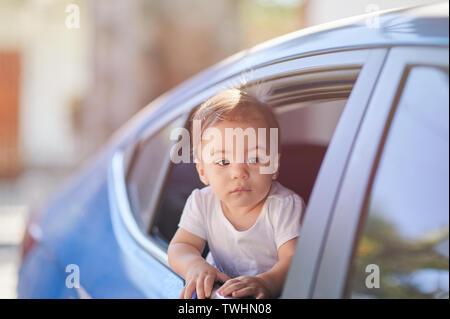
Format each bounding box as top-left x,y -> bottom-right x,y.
230,163 -> 249,179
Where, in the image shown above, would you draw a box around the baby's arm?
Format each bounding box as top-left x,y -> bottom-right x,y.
168,228 -> 230,299
256,237 -> 298,297
217,237 -> 298,299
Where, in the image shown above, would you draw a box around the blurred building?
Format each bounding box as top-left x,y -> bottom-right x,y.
83,0 -> 243,151
83,0 -> 309,152
0,0 -> 89,177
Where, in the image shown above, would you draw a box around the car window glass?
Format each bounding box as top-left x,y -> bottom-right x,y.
126,117 -> 185,231
345,66 -> 449,298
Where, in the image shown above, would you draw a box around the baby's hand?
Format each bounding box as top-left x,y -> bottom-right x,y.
217,276 -> 271,299
180,260 -> 230,299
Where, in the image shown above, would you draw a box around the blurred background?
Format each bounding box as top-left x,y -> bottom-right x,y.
0,0 -> 438,298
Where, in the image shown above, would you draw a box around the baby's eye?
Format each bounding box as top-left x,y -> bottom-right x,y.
247,157 -> 259,164
215,159 -> 230,166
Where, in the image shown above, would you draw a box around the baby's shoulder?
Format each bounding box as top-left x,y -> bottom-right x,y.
267,181 -> 303,203
265,182 -> 305,216
189,186 -> 217,208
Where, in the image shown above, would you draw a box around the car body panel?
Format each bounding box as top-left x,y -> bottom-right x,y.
109,150 -> 184,298
19,170 -> 147,298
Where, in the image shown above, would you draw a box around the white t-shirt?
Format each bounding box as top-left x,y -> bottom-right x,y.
178,181 -> 305,278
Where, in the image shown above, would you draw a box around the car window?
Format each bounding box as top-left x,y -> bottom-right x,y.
126,117 -> 185,231
150,68 -> 360,248
345,66 -> 449,298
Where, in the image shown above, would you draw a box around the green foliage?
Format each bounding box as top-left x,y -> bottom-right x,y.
347,213 -> 449,299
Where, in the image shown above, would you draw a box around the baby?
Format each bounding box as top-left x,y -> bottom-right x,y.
168,87 -> 305,299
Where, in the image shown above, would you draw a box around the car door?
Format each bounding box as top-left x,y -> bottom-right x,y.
301,47 -> 449,298
108,47 -> 388,298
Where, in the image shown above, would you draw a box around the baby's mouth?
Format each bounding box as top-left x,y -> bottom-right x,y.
230,187 -> 251,194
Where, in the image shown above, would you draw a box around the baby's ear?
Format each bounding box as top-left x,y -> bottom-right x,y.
196,162 -> 209,185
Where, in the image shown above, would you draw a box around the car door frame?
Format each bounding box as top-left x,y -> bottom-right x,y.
308,46 -> 449,298
108,47 -> 389,297
281,47 -> 388,298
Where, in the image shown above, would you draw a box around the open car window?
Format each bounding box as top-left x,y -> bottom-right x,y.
119,49 -> 386,268
149,68 -> 359,249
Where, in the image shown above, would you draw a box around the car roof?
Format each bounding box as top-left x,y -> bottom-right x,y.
252,1 -> 449,55
122,2 -> 448,143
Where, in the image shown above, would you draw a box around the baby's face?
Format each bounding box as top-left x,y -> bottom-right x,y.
196,115 -> 279,210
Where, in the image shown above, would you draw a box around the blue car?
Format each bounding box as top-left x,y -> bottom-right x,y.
18,2 -> 449,299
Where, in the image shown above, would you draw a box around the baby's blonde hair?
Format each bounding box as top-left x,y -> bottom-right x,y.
189,87 -> 280,159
